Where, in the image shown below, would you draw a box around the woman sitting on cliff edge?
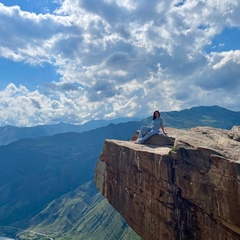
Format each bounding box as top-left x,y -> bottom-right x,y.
134,110 -> 167,144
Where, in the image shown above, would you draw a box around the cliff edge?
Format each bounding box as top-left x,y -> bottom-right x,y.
95,126 -> 240,240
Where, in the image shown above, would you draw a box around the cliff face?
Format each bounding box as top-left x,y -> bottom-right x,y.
95,126 -> 240,240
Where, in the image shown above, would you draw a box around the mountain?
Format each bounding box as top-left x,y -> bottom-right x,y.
162,105 -> 240,129
0,120 -> 142,224
0,117 -> 140,146
0,105 -> 239,239
17,181 -> 140,240
0,121 -> 142,239
0,105 -> 239,147
0,132 -> 97,227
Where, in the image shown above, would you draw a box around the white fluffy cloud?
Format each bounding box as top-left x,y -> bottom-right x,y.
0,0 -> 239,126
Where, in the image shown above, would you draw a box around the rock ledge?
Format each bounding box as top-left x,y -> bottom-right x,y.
95,126 -> 240,240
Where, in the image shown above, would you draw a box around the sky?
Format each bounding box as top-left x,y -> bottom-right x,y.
0,0 -> 240,126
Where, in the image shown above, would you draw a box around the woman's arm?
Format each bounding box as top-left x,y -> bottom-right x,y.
160,126 -> 167,135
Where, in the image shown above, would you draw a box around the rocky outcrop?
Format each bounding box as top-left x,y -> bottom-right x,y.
95,126 -> 240,240
131,130 -> 175,146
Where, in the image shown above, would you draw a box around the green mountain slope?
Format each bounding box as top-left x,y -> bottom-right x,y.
17,181 -> 141,240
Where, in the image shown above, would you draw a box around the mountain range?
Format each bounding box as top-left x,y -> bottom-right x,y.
0,105 -> 239,239
0,117 -> 140,146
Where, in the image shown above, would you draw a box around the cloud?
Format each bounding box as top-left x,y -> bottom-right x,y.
196,50 -> 240,91
88,80 -> 121,102
45,82 -> 83,92
0,0 -> 240,126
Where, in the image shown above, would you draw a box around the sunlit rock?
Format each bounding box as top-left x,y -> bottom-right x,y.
95,126 -> 240,240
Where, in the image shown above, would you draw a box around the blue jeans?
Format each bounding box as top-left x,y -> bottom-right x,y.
138,126 -> 158,143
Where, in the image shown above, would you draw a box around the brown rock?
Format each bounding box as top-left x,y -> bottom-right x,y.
131,129 -> 175,146
228,126 -> 240,142
95,126 -> 240,240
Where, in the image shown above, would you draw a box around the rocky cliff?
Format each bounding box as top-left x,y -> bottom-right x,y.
95,126 -> 240,240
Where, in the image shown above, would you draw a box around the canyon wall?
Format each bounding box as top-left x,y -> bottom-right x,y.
95,126 -> 240,240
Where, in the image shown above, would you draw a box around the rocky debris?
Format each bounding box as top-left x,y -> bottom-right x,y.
95,126 -> 240,240
228,126 -> 240,142
169,126 -> 240,162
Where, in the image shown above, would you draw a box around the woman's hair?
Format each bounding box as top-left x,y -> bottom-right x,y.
152,110 -> 160,120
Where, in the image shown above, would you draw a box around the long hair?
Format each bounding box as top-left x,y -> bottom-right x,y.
152,110 -> 160,120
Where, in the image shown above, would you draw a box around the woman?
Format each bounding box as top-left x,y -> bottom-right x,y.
134,110 -> 167,144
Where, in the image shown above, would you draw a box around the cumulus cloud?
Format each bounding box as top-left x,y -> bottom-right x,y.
0,0 -> 239,126
196,50 -> 240,91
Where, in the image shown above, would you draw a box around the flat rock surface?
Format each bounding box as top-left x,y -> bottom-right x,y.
166,126 -> 240,162
108,139 -> 172,155
131,126 -> 240,161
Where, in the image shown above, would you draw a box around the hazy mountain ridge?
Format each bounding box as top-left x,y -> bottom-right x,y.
0,105 -> 240,239
1,105 -> 239,147
162,105 -> 240,129
0,117 -> 141,146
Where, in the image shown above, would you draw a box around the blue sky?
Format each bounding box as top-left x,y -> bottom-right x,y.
0,0 -> 240,126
